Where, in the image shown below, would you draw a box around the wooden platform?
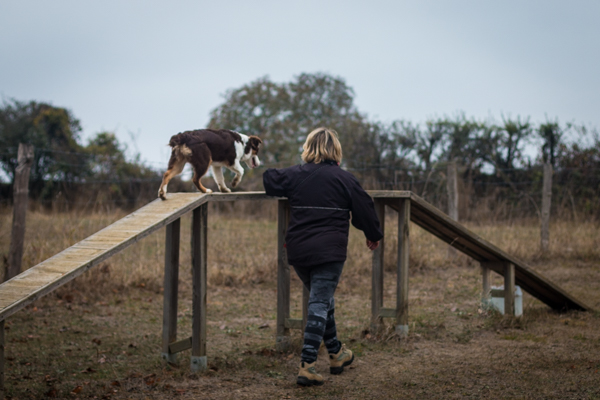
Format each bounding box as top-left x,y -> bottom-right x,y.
0,189 -> 592,396
0,190 -> 590,323
0,192 -> 269,322
370,191 -> 590,311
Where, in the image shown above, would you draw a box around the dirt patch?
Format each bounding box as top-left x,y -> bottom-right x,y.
4,262 -> 600,399
2,214 -> 599,398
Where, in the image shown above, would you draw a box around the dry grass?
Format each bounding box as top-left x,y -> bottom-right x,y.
0,206 -> 599,399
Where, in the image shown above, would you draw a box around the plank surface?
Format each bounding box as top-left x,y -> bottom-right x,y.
0,190 -> 590,323
0,193 -> 211,321
404,193 -> 590,311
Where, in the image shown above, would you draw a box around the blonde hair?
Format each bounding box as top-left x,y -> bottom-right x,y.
301,127 -> 343,164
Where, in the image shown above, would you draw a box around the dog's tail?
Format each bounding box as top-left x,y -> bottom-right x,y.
168,133 -> 193,158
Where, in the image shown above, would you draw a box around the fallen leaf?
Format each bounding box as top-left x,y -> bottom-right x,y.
71,385 -> 83,394
258,323 -> 270,329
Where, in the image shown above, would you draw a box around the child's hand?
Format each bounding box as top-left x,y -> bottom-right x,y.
366,239 -> 380,251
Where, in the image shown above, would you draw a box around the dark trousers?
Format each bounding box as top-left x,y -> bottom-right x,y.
292,261 -> 344,364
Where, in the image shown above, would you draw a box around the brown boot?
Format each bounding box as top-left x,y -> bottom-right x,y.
297,361 -> 324,386
329,344 -> 354,375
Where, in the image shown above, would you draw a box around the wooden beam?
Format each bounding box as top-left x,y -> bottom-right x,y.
276,200 -> 291,351
446,161 -> 458,259
7,144 -> 34,281
481,263 -> 491,305
0,193 -> 211,323
162,218 -> 180,364
169,337 -> 192,354
396,198 -> 410,336
191,204 -> 207,372
371,199 -> 385,330
504,263 -> 515,316
408,193 -> 589,311
541,163 -> 553,252
285,318 -> 304,330
379,308 -> 396,318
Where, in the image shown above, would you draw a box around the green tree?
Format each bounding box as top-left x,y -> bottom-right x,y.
0,99 -> 85,198
85,132 -> 160,206
209,73 -> 371,165
208,73 -> 418,188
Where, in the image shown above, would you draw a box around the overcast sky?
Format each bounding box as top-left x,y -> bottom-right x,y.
1,1 -> 599,170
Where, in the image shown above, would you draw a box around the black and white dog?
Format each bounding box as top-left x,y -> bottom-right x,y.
158,129 -> 262,200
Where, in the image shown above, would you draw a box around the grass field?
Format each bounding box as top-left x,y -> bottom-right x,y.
0,205 -> 599,399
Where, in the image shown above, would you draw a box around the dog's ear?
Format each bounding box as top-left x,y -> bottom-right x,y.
249,136 -> 262,151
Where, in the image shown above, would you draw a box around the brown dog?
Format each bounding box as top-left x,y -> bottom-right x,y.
158,129 -> 262,200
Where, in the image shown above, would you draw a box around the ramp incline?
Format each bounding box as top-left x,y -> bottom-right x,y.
0,193 -> 209,321
0,191 -> 589,324
371,190 -> 589,311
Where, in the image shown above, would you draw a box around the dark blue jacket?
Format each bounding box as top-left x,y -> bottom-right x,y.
263,161 -> 383,267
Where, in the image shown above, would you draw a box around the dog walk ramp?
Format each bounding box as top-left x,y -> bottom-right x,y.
371,190 -> 590,312
0,193 -> 211,322
0,190 -> 591,396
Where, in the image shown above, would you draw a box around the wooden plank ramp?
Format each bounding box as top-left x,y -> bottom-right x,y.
0,192 -> 271,322
370,191 -> 590,311
0,190 -> 589,323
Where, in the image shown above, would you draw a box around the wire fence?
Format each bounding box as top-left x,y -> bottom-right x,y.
0,147 -> 598,221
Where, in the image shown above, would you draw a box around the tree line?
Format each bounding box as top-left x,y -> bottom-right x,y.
2,73 -> 599,218
0,99 -> 161,209
209,73 -> 600,220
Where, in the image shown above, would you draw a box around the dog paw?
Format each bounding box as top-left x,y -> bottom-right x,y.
231,178 -> 240,188
204,188 -> 213,194
158,190 -> 166,200
219,187 -> 231,193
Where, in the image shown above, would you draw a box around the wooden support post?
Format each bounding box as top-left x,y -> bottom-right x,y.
0,319 -> 4,399
481,263 -> 491,306
191,204 -> 207,372
371,199 -> 385,330
276,200 -> 291,351
7,144 -> 34,281
162,218 -> 180,364
504,262 -> 515,316
396,198 -> 410,336
541,163 -> 553,252
446,161 -> 459,221
446,161 -> 458,258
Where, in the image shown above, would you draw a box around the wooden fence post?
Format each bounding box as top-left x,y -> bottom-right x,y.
371,199 -> 385,331
541,163 -> 553,252
162,218 -> 180,363
191,205 -> 207,372
276,200 -> 291,351
7,144 -> 34,281
446,161 -> 458,258
396,198 -> 410,336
